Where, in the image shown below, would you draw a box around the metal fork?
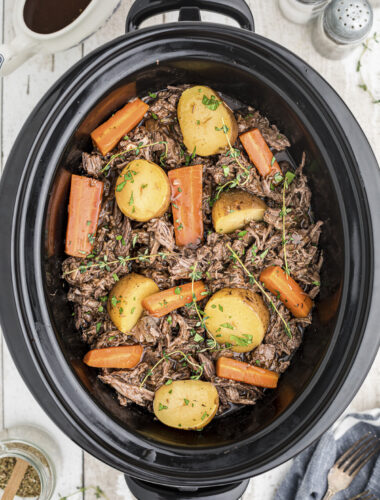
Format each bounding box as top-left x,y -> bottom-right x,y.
322,433 -> 380,500
349,491 -> 378,500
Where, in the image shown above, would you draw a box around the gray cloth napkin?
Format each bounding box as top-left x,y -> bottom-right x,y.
275,409 -> 380,500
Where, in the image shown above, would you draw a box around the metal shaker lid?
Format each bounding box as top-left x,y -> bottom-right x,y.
324,0 -> 373,44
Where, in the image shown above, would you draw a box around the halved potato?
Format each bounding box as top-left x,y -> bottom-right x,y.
108,273 -> 159,333
212,189 -> 267,234
153,380 -> 219,430
177,85 -> 238,157
204,288 -> 269,353
115,159 -> 170,222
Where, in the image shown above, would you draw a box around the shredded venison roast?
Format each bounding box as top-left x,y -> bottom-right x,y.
62,85 -> 322,415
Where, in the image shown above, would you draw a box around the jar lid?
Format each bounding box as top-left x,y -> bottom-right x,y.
324,0 -> 373,44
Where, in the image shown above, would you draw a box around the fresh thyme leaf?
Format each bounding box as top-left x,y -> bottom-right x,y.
222,165 -> 230,177
194,333 -> 204,342
215,124 -> 229,133
284,171 -> 296,187
259,248 -> 269,260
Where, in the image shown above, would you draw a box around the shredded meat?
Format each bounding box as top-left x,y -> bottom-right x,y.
62,85 -> 322,416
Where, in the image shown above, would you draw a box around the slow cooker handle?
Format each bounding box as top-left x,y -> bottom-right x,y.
125,0 -> 255,32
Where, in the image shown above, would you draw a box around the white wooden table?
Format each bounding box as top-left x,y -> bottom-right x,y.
0,1 -> 379,498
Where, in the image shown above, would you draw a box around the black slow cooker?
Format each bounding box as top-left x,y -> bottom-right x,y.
0,1 -> 379,499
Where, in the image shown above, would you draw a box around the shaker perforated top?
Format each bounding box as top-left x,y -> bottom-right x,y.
324,0 -> 373,44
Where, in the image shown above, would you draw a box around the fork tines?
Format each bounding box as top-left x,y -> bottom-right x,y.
336,432 -> 380,477
349,490 -> 377,500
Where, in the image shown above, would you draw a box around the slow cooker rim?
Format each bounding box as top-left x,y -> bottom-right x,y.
0,22 -> 379,484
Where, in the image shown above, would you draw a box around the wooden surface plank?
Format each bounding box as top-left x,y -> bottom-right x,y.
0,2 -> 379,499
0,0 -> 86,498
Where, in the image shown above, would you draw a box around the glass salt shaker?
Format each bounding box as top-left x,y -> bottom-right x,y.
312,0 -> 373,59
278,0 -> 331,24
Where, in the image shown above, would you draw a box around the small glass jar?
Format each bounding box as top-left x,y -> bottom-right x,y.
0,426 -> 59,500
278,0 -> 331,24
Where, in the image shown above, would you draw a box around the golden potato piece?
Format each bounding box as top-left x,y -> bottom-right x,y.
108,273 -> 159,333
153,380 -> 219,430
177,85 -> 238,157
212,189 -> 267,234
115,159 -> 170,222
204,288 -> 269,353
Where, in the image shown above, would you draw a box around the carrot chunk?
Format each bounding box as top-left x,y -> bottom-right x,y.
168,165 -> 203,246
91,98 -> 149,156
240,128 -> 281,177
142,281 -> 207,317
216,357 -> 279,388
83,345 -> 143,369
65,174 -> 104,258
260,265 -> 313,318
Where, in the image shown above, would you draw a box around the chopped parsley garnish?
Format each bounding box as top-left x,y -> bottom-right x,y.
230,334 -> 253,347
111,295 -> 119,307
158,403 -> 168,411
220,322 -> 234,329
193,333 -> 204,342
202,94 -> 220,111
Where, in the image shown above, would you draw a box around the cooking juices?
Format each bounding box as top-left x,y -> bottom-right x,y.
23,0 -> 92,34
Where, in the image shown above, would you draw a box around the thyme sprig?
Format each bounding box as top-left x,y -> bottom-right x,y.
63,252 -> 174,276
226,244 -> 292,338
189,262 -> 218,350
356,32 -> 380,104
221,117 -> 250,178
100,140 -> 168,173
59,485 -> 109,500
139,349 -> 203,388
211,119 -> 251,203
